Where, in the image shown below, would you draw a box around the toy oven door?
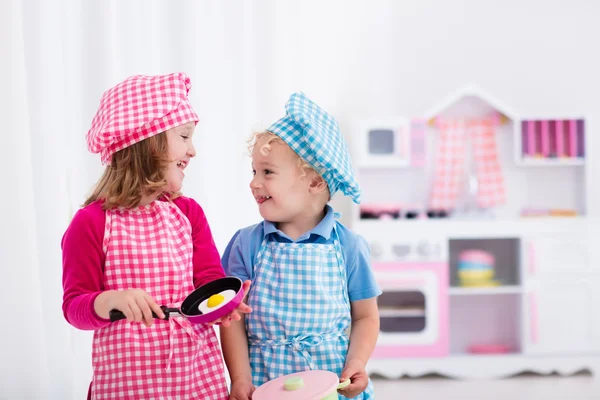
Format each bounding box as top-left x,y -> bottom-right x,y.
372,262 -> 449,358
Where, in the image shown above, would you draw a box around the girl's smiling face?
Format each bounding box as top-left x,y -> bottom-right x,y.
165,122 -> 196,193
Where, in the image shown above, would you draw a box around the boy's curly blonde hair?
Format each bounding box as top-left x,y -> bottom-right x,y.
248,131 -> 316,181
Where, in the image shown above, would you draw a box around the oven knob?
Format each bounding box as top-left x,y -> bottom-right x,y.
370,242 -> 383,259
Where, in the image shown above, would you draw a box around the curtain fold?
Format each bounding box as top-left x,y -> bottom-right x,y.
1,0 -> 50,397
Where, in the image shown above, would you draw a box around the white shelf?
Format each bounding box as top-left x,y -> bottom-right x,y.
517,157 -> 585,167
367,354 -> 600,380
450,351 -> 519,357
353,216 -> 586,239
449,285 -> 522,296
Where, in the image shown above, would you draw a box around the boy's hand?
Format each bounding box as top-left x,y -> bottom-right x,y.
228,379 -> 255,400
338,359 -> 369,398
210,280 -> 253,327
97,289 -> 165,327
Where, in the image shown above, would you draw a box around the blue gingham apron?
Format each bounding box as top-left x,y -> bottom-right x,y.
247,227 -> 374,399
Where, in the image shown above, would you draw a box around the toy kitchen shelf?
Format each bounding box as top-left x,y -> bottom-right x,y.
518,118 -> 585,166
353,84 -> 600,380
354,84 -> 587,222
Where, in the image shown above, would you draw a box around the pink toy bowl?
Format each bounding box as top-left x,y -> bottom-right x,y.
459,250 -> 495,265
252,370 -> 350,400
109,276 -> 244,324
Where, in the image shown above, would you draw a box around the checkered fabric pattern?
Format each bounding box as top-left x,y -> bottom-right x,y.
87,72 -> 199,165
470,118 -> 506,207
246,229 -> 374,399
90,201 -> 228,399
267,92 -> 362,204
429,118 -> 506,210
429,119 -> 468,210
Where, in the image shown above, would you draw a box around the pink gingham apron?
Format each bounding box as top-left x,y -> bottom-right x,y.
89,200 -> 228,399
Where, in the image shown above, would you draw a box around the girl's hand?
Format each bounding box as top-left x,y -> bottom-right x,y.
338,359 -> 369,398
210,280 -> 253,327
96,289 -> 165,327
228,379 -> 255,400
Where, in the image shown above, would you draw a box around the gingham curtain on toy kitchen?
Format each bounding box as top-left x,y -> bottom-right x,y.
429,117 -> 506,210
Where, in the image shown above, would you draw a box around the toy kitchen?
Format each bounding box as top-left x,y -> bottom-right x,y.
351,84 -> 600,380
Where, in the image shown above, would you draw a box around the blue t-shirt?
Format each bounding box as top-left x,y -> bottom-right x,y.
221,206 -> 382,302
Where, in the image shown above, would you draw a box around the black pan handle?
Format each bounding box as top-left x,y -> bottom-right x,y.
109,305 -> 174,322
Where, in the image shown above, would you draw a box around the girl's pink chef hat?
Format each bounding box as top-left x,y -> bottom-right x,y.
86,72 -> 199,165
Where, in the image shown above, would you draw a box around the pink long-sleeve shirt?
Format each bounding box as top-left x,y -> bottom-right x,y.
61,196 -> 226,330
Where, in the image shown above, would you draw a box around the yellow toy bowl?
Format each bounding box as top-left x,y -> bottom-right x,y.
458,269 -> 494,281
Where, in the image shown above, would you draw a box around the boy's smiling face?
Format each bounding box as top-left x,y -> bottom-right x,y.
250,136 -> 316,225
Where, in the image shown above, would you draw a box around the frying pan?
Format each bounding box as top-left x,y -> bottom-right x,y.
109,276 -> 244,324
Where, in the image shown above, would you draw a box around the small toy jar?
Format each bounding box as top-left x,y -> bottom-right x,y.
252,370 -> 350,400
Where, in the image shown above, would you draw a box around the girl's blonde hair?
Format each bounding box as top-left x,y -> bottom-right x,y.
84,132 -> 178,210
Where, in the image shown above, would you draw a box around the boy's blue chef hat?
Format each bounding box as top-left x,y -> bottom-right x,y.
267,92 -> 361,204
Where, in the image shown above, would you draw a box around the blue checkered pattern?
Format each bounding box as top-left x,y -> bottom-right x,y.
246,229 -> 374,399
267,92 -> 362,204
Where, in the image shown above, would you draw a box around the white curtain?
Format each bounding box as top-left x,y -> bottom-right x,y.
1,1 -> 50,398
3,1 -> 263,398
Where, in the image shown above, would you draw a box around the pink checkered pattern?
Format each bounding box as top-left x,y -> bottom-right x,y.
429,119 -> 468,210
429,117 -> 506,210
469,118 -> 506,207
87,73 -> 199,165
90,201 -> 228,399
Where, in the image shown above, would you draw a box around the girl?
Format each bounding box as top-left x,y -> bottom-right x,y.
220,92 -> 381,399
61,72 -> 250,399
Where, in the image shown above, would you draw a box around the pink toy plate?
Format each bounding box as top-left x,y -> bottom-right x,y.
467,344 -> 511,354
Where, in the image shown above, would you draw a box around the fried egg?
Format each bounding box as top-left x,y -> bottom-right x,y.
197,289 -> 237,314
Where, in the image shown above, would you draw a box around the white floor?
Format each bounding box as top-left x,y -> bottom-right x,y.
371,372 -> 600,399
